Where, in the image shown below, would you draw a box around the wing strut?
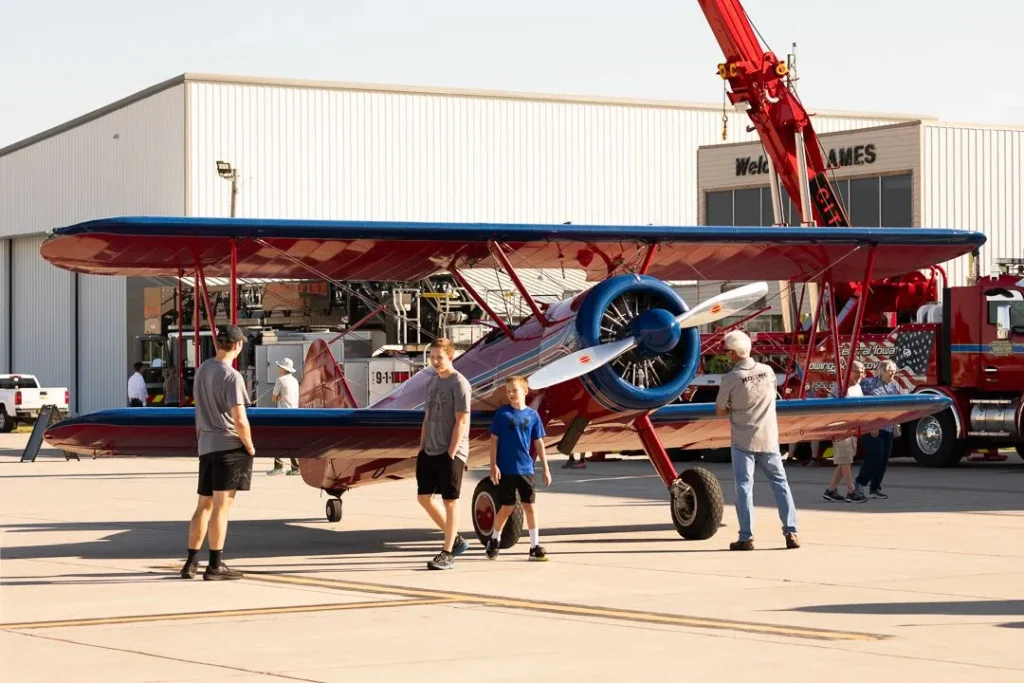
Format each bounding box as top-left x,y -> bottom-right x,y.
488,240 -> 553,327
446,262 -> 517,341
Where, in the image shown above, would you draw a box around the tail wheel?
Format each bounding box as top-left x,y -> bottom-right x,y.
471,478 -> 523,549
906,407 -> 965,467
325,498 -> 343,523
669,467 -> 723,540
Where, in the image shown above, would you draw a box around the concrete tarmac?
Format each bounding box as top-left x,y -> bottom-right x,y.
2,434 -> 1024,682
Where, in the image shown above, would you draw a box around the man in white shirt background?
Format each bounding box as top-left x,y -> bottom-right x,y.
268,358 -> 300,475
127,362 -> 148,407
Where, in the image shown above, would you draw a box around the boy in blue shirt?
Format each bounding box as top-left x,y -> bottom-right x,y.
486,375 -> 551,561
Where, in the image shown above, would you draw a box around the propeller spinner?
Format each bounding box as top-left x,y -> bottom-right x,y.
527,281 -> 768,391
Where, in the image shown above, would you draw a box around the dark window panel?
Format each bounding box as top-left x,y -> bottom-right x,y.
733,188 -> 761,227
706,191 -> 733,226
849,176 -> 881,227
881,173 -> 913,227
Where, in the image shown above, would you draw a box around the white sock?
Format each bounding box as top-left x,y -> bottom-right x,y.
529,529 -> 539,546
492,530 -> 501,543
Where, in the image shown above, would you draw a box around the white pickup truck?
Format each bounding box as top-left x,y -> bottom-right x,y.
0,374 -> 69,432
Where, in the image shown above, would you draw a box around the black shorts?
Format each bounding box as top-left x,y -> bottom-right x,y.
198,447 -> 252,496
415,451 -> 465,500
497,473 -> 536,506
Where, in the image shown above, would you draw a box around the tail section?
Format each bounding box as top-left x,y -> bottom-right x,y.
299,339 -> 359,409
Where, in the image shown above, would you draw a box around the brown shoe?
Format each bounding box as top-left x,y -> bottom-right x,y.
729,539 -> 754,551
785,533 -> 800,549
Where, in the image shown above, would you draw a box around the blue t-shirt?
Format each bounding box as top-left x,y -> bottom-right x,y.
490,405 -> 546,475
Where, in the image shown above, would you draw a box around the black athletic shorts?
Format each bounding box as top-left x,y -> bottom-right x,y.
497,473 -> 536,506
197,447 -> 253,496
415,451 -> 465,500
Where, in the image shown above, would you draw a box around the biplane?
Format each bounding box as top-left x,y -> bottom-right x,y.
39,217 -> 984,546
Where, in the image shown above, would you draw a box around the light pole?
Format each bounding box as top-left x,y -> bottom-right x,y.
215,160 -> 239,217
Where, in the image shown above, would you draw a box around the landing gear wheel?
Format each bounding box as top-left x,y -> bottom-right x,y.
669,467 -> 723,540
325,498 -> 343,523
906,408 -> 965,467
471,478 -> 523,549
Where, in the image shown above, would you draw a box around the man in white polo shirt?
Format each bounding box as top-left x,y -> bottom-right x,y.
268,357 -> 300,475
715,330 -> 799,551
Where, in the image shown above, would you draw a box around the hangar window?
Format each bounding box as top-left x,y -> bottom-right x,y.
704,172 -> 913,228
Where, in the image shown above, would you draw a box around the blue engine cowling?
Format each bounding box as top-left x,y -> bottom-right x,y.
573,274 -> 701,412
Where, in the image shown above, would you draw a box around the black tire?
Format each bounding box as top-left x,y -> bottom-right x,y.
325,498 -> 343,523
701,448 -> 731,463
1015,445 -> 1024,462
669,467 -> 724,540
906,407 -> 966,467
471,477 -> 523,549
0,407 -> 13,433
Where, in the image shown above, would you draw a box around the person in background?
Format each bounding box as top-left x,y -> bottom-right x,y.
268,358 -> 300,475
823,361 -> 868,503
127,362 -> 147,407
855,360 -> 903,499
163,369 -> 180,408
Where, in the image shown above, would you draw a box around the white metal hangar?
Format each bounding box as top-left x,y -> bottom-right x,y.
0,73 -> 926,414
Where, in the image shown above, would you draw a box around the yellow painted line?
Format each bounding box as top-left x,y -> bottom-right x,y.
236,571 -> 886,642
1,597 -> 457,631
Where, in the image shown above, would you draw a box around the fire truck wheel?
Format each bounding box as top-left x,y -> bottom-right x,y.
471,478 -> 523,549
670,467 -> 723,540
907,408 -> 965,467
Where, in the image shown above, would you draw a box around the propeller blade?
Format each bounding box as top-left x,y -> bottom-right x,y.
675,281 -> 768,329
527,337 -> 637,391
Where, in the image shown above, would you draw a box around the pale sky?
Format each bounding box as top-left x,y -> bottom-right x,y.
3,0 -> 1023,148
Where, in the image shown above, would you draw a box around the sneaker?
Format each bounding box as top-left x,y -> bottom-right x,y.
203,564 -> 243,580
870,489 -> 888,499
286,467 -> 300,476
267,467 -> 284,476
179,559 -> 198,579
822,488 -> 844,502
846,490 -> 868,503
529,545 -> 549,561
485,537 -> 500,560
427,551 -> 455,570
785,533 -> 800,549
729,539 -> 754,551
451,534 -> 470,557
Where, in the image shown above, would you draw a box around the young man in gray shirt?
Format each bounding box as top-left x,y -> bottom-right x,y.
714,330 -> 799,551
180,324 -> 255,580
417,337 -> 473,570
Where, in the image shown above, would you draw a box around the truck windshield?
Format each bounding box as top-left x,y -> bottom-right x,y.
0,376 -> 40,389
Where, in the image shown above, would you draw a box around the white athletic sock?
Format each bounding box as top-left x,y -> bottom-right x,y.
529,529 -> 539,546
492,530 -> 501,543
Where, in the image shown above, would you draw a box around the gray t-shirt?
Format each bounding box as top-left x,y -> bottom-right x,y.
715,357 -> 779,453
193,358 -> 250,455
423,371 -> 472,461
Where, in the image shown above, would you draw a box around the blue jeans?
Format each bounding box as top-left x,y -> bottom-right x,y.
855,431 -> 893,492
731,446 -> 798,541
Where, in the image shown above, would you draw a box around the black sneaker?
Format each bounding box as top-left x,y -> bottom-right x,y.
203,564 -> 243,580
529,545 -> 548,561
870,489 -> 888,499
822,488 -> 844,502
485,537 -> 500,560
179,559 -> 198,579
451,534 -> 470,556
427,550 -> 455,570
729,539 -> 754,551
846,490 -> 868,503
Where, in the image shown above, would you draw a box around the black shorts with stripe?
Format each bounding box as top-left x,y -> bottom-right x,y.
198,447 -> 253,496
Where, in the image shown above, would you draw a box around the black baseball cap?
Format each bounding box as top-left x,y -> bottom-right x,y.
216,324 -> 245,343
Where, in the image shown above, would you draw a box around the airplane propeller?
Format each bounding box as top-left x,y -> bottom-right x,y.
526,281 -> 769,391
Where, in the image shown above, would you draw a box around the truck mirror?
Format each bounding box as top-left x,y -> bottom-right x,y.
996,303 -> 1011,340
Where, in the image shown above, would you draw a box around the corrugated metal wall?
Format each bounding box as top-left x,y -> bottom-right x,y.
0,84 -> 186,412
923,124 -> 1024,287
0,239 -> 9,374
11,236 -> 73,389
187,81 -> 909,225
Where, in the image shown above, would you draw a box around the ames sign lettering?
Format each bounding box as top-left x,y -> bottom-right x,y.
735,143 -> 877,176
